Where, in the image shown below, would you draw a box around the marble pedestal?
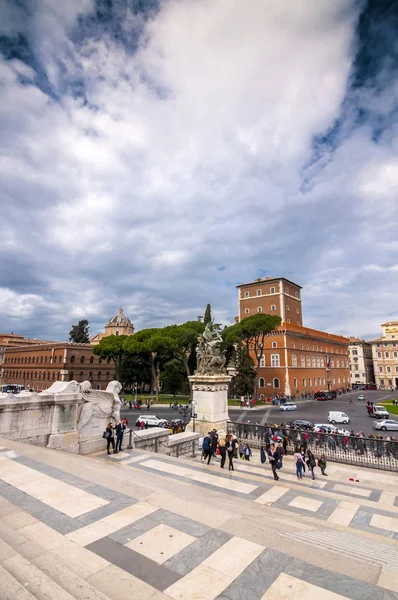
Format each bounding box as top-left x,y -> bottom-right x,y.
187,373 -> 231,436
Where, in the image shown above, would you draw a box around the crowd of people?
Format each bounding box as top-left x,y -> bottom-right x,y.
200,428 -> 329,481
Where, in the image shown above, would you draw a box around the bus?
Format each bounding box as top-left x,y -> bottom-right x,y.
1,384 -> 25,394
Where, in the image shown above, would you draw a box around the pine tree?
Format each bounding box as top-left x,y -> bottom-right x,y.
203,304 -> 212,325
69,319 -> 90,343
232,344 -> 256,397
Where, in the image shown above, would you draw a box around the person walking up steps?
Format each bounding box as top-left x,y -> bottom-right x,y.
268,443 -> 279,481
226,434 -> 236,471
294,447 -> 304,480
306,449 -> 316,480
202,432 -> 213,465
219,436 -> 227,469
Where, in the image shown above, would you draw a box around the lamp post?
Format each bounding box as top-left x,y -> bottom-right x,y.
134,382 -> 138,405
179,404 -> 191,430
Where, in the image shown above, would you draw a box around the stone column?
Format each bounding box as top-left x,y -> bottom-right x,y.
187,373 -> 231,436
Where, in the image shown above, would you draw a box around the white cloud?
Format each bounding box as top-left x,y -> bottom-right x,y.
0,0 -> 397,340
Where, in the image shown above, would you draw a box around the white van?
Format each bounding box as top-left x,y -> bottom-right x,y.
328,411 -> 350,425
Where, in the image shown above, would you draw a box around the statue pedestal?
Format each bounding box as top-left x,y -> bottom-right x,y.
187,373 -> 231,436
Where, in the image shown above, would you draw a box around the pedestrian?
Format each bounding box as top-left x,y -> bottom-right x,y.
268,443 -> 279,480
202,432 -> 213,465
306,449 -> 316,480
238,440 -> 244,459
226,434 -> 236,471
211,429 -> 219,456
294,447 -> 305,480
140,420 -> 145,430
260,445 -> 267,464
105,422 -> 115,455
244,443 -> 252,461
318,454 -> 328,476
115,421 -> 125,453
219,436 -> 227,469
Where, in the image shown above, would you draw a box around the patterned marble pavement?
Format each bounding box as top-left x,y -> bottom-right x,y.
1,442 -> 398,600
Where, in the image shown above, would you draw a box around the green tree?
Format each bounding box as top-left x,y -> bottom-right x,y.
223,313 -> 282,399
93,335 -> 128,381
124,329 -> 177,402
69,319 -> 90,343
163,321 -> 205,399
203,304 -> 212,325
232,344 -> 256,398
161,359 -> 186,395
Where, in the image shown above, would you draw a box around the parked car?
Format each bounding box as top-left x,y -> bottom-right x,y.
314,423 -> 335,433
280,402 -> 297,412
328,411 -> 350,425
136,415 -> 167,427
289,419 -> 313,430
373,419 -> 398,431
358,394 -> 366,401
315,394 -> 328,401
371,406 -> 389,420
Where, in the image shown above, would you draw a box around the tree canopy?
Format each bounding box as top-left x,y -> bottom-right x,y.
203,304 -> 212,325
69,319 -> 90,343
93,334 -> 128,381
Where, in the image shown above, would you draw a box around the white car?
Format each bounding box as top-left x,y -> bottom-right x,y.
373,419 -> 398,431
280,402 -> 297,412
328,411 -> 350,425
314,423 -> 334,433
136,415 -> 167,427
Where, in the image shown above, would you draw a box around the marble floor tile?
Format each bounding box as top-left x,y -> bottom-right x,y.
1,510 -> 38,530
87,564 -> 156,600
328,501 -> 360,527
126,523 -> 196,564
66,521 -> 117,546
377,567 -> 398,593
262,573 -> 349,599
164,564 -> 233,600
380,491 -> 396,506
370,514 -> 398,534
288,496 -> 323,512
100,502 -> 158,529
18,521 -> 67,551
124,455 -> 150,464
0,461 -> 109,517
46,540 -> 110,579
333,484 -> 372,498
164,529 -> 231,577
202,536 -> 263,578
254,486 -> 290,505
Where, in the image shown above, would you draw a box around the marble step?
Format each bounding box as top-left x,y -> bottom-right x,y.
0,563 -> 37,600
2,552 -> 112,600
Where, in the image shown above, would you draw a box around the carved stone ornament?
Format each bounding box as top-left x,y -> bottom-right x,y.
196,323 -> 227,375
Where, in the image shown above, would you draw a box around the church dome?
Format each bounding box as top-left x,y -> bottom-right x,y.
106,307 -> 133,328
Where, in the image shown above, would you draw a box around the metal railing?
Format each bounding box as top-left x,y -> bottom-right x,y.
227,422 -> 398,472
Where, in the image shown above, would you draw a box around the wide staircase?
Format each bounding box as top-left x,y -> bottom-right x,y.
1,437 -> 398,600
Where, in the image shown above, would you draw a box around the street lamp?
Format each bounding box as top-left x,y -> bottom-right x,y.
179,404 -> 191,429
134,382 -> 138,405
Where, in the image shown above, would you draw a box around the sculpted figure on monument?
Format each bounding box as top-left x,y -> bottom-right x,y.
196,323 -> 226,374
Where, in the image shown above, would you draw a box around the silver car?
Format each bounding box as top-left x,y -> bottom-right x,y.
373,419 -> 398,431
280,402 -> 297,412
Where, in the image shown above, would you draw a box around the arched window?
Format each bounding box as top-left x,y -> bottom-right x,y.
70,355 -> 75,364
302,377 -> 306,387
291,354 -> 297,367
80,356 -> 85,364
52,372 -> 55,380
44,356 -> 47,363
79,371 -> 84,381
293,378 -> 297,389
57,373 -> 60,380
257,289 -> 261,296
106,371 -> 110,380
90,356 -> 94,364
98,357 -> 103,364
257,307 -> 262,313
47,372 -> 50,380
59,355 -> 62,363
300,355 -> 305,367
309,377 -> 312,386
259,377 -> 265,388
69,372 -> 73,381
273,378 -> 280,389
38,372 -> 42,380
97,372 -> 102,381
107,357 -> 111,364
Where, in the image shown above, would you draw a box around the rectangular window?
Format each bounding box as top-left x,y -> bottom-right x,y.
292,342 -> 295,349
311,356 -> 316,368
387,366 -> 391,373
271,354 -> 280,367
300,355 -> 305,367
336,359 -> 339,368
295,292 -> 299,298
394,352 -> 398,358
378,352 -> 381,358
292,354 -> 297,367
309,378 -> 312,386
244,291 -> 249,297
272,342 -> 277,348
316,357 -> 320,368
271,305 -> 276,311
385,352 -> 390,358
302,377 -> 306,387
379,366 -> 383,372
258,307 -> 262,313
270,287 -> 275,294
259,355 -> 265,368
257,289 -> 261,296
320,357 -> 324,368
306,356 -> 310,367
331,359 -> 335,368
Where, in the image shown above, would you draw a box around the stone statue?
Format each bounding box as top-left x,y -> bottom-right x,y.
196,323 -> 226,374
106,380 -> 122,424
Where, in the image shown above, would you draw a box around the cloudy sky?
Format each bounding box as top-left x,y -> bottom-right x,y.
1,0 -> 397,342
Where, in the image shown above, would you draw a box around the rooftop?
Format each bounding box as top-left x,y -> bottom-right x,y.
236,276 -> 302,289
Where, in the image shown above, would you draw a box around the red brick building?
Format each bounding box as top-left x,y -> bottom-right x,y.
237,276 -> 349,396
2,343 -> 114,392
